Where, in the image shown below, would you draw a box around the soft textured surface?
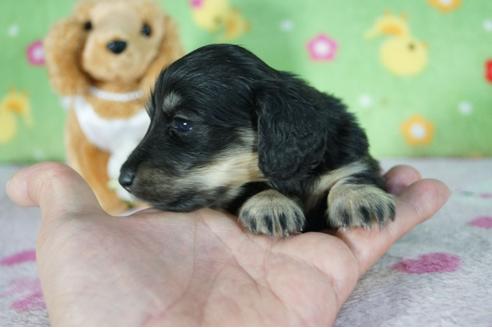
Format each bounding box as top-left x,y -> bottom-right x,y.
0,167 -> 47,326
1,0 -> 492,162
0,158 -> 491,326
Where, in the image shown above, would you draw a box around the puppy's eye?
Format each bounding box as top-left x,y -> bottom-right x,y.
172,117 -> 193,133
141,23 -> 152,37
83,20 -> 92,31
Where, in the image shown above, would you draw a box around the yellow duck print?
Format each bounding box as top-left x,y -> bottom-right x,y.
0,90 -> 32,144
190,0 -> 249,40
366,12 -> 428,77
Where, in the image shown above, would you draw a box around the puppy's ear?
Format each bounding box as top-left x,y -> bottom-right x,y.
254,80 -> 329,181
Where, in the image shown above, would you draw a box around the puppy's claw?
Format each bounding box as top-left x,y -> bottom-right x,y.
239,190 -> 305,237
327,183 -> 396,229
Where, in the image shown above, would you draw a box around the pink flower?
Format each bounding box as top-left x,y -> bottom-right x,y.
0,249 -> 36,266
189,0 -> 204,9
307,34 -> 338,61
392,252 -> 461,274
26,40 -> 45,66
468,216 -> 492,229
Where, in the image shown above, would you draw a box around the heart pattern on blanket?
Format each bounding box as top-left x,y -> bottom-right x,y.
468,216 -> 492,229
0,249 -> 46,312
0,249 -> 36,266
391,252 -> 461,274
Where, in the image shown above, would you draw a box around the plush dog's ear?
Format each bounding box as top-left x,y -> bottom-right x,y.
44,1 -> 94,96
254,80 -> 330,181
139,15 -> 184,94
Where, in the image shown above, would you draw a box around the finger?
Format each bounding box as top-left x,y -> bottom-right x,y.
6,162 -> 104,218
337,178 -> 450,275
384,165 -> 422,195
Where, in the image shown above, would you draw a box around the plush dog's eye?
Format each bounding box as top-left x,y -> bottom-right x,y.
141,23 -> 152,37
83,20 -> 92,31
172,117 -> 193,133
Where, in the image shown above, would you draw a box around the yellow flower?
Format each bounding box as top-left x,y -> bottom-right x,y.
0,90 -> 32,144
428,0 -> 461,12
401,115 -> 435,146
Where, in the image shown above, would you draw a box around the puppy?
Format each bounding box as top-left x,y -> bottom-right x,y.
120,44 -> 396,237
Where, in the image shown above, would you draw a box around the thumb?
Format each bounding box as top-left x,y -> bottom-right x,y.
6,162 -> 104,218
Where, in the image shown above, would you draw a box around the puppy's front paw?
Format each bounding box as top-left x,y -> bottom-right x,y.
327,182 -> 395,229
238,190 -> 305,237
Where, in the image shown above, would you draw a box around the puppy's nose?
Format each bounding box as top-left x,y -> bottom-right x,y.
107,40 -> 127,54
119,168 -> 135,188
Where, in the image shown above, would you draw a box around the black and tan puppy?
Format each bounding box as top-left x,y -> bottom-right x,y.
119,44 -> 395,237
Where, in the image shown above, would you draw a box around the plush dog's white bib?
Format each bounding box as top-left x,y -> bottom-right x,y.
62,88 -> 150,201
65,95 -> 149,153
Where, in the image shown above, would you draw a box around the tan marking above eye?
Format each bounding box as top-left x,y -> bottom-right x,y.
162,92 -> 181,111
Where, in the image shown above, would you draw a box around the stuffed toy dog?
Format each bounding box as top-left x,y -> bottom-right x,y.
44,0 -> 183,214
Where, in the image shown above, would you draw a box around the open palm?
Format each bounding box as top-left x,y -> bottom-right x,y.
7,163 -> 449,325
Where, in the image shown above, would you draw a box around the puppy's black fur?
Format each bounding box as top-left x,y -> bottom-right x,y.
120,44 -> 395,236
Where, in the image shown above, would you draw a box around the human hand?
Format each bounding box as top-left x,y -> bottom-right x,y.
6,163 -> 449,325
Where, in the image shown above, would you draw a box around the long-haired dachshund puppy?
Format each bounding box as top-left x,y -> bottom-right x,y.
119,44 -> 396,237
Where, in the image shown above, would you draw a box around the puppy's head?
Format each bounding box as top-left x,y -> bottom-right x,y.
119,44 -> 340,211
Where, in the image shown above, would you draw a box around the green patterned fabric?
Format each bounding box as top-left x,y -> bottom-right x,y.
0,0 -> 491,163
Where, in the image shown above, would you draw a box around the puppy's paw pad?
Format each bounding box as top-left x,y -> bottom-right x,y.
239,190 -> 305,237
327,184 -> 395,229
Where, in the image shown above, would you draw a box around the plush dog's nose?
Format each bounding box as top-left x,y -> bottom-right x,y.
107,40 -> 127,54
119,169 -> 135,188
